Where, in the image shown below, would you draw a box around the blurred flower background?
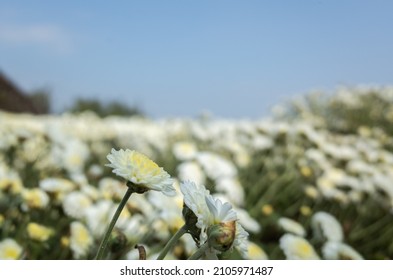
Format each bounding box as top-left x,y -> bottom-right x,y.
1,87 -> 393,259
1,1 -> 393,260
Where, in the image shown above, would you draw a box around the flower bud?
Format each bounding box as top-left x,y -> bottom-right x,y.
207,221 -> 236,252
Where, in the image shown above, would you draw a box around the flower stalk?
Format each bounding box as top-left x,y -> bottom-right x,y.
188,242 -> 210,260
156,224 -> 188,260
95,187 -> 133,260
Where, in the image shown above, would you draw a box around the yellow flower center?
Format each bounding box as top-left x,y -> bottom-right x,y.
5,247 -> 20,259
300,166 -> 312,177
261,204 -> 274,216
300,206 -> 312,216
297,241 -> 313,258
76,228 -> 89,244
61,236 -> 70,247
130,152 -> 161,177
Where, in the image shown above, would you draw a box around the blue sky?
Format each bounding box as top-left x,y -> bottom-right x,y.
0,1 -> 392,118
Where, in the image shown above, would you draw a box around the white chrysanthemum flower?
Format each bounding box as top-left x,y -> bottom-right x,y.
98,177 -> 127,200
279,234 -> 320,260
278,217 -> 306,237
212,193 -> 261,233
0,238 -> 23,260
180,181 -> 211,242
62,139 -> 90,174
85,200 -> 115,238
196,151 -> 237,180
246,241 -> 269,260
322,241 -> 364,260
172,141 -> 198,161
62,191 -> 93,219
177,161 -> 206,186
123,214 -> 148,243
233,223 -> 249,258
106,149 -> 176,196
311,211 -> 344,242
215,177 -> 245,206
39,178 -> 75,193
70,221 -> 93,259
85,200 -> 130,238
148,190 -> 183,231
205,195 -> 238,225
180,181 -> 249,257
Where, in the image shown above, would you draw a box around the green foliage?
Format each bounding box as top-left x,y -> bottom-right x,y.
69,98 -> 143,117
28,89 -> 51,114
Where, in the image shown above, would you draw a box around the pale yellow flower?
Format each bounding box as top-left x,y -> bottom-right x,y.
247,242 -> 269,260
106,149 -> 176,196
0,238 -> 23,260
22,188 -> 49,209
27,223 -> 53,242
279,234 -> 320,260
70,221 -> 93,259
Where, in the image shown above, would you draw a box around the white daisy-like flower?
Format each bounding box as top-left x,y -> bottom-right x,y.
177,161 -> 206,186
70,221 -> 93,259
180,181 -> 211,243
278,217 -> 306,237
279,234 -> 320,260
62,191 -> 93,219
172,141 -> 198,161
106,148 -> 176,196
205,195 -> 237,226
215,177 -> 245,206
180,181 -> 248,257
233,222 -> 249,258
85,200 -> 115,238
322,241 -> 364,260
0,238 -> 23,260
311,211 -> 344,242
246,241 -> 269,260
196,151 -> 237,180
39,178 -> 75,193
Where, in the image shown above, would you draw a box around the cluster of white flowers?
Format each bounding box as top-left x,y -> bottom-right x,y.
1,87 -> 393,259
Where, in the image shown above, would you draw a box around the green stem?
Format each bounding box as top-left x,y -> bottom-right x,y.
157,224 -> 187,260
188,243 -> 210,260
95,187 -> 133,260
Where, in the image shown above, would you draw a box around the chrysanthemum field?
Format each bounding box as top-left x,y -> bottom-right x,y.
1,87 -> 393,260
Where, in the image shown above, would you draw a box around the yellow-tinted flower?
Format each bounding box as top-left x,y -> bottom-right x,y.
278,217 -> 306,237
300,206 -> 312,216
300,166 -> 312,177
0,238 -> 23,260
279,234 -> 319,260
106,149 -> 176,196
247,242 -> 268,260
27,223 -> 54,242
0,177 -> 23,194
70,221 -> 93,259
22,188 -> 49,209
61,236 -> 70,248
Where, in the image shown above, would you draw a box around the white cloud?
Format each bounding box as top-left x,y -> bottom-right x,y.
0,23 -> 73,54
